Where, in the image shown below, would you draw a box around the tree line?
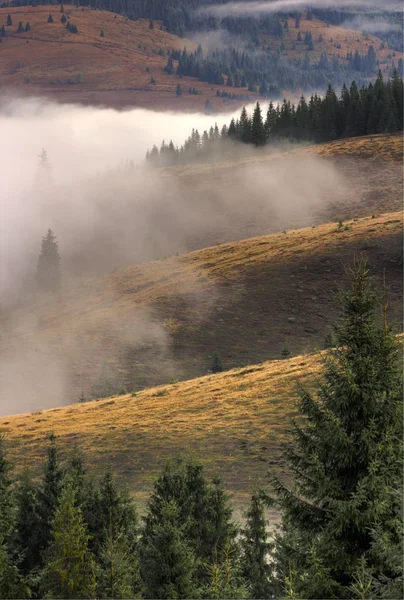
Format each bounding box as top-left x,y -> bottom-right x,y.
147,72 -> 404,166
165,42 -> 393,96
0,257 -> 402,598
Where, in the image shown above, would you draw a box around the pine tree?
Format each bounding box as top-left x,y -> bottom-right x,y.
40,481 -> 96,599
0,25 -> 5,37
17,21 -> 24,33
211,351 -> 223,373
176,83 -> 182,96
47,13 -> 53,23
7,14 -> 12,26
241,492 -> 273,598
203,544 -> 250,599
60,14 -> 67,24
0,435 -> 14,542
251,102 -> 266,146
97,527 -> 138,599
100,29 -> 104,37
0,538 -> 30,599
140,500 -> 197,599
37,434 -> 64,557
36,229 -> 61,294
13,471 -> 42,576
25,22 -> 30,32
268,256 -> 403,599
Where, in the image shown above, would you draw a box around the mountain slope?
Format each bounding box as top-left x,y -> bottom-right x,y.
0,5 -> 255,110
2,211 -> 402,413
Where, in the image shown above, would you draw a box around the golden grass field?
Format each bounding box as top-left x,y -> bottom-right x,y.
0,350 -> 330,511
0,6 -> 401,110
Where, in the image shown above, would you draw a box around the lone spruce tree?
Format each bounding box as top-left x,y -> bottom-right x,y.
40,481 -> 96,599
268,256 -> 403,599
36,229 -> 61,293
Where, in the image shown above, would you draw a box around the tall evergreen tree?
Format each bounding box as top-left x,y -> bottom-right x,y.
241,492 -> 273,598
97,527 -> 138,599
267,256 -> 403,599
6,14 -> 12,26
37,434 -> 64,558
13,470 -> 42,576
40,481 -> 96,599
251,102 -> 266,146
36,229 -> 61,294
140,500 -> 197,599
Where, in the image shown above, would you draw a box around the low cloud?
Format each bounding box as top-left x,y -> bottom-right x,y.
202,0 -> 403,18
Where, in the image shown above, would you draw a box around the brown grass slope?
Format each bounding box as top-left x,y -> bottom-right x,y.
4,211 -> 402,404
0,350 -> 343,511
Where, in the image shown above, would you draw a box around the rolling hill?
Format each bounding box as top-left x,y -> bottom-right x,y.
0,5 -> 402,110
0,5 -> 258,110
2,210 -> 402,415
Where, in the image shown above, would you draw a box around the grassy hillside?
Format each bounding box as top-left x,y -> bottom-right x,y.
168,134 -> 403,244
0,350 -> 329,511
0,5 -> 258,110
263,12 -> 403,78
0,6 -> 402,110
3,211 -> 402,407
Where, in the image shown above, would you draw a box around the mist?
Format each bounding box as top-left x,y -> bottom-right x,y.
202,0 -> 403,17
0,95 -> 349,416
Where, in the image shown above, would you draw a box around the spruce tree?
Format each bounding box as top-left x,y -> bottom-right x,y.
37,433 -> 64,557
268,256 -> 403,599
13,471 -> 42,576
0,538 -> 30,599
140,500 -> 197,599
0,435 -> 14,542
251,102 -> 266,146
36,229 -> 61,294
97,527 -> 138,599
7,14 -> 12,26
241,492 -> 273,598
61,14 -> 67,24
176,83 -> 182,96
47,14 -> 53,23
203,545 -> 250,599
17,21 -> 23,33
40,481 -> 96,599
25,22 -> 30,32
211,351 -> 223,373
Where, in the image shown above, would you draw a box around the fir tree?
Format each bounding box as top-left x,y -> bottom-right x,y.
17,21 -> 24,33
100,29 -> 104,37
0,25 -> 5,37
25,22 -> 30,32
47,14 -> 53,23
60,14 -> 67,24
97,527 -> 138,599
0,538 -> 30,600
268,256 -> 403,599
176,83 -> 182,96
0,435 -> 14,542
13,470 -> 42,576
140,499 -> 197,599
211,351 -> 223,373
40,481 -> 96,599
37,433 -> 64,557
7,14 -> 12,26
251,102 -> 266,145
241,492 -> 273,598
149,19 -> 154,30
36,229 -> 61,294
203,544 -> 250,599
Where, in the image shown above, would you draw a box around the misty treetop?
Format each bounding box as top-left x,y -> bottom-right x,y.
147,72 -> 404,166
36,229 -> 61,294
